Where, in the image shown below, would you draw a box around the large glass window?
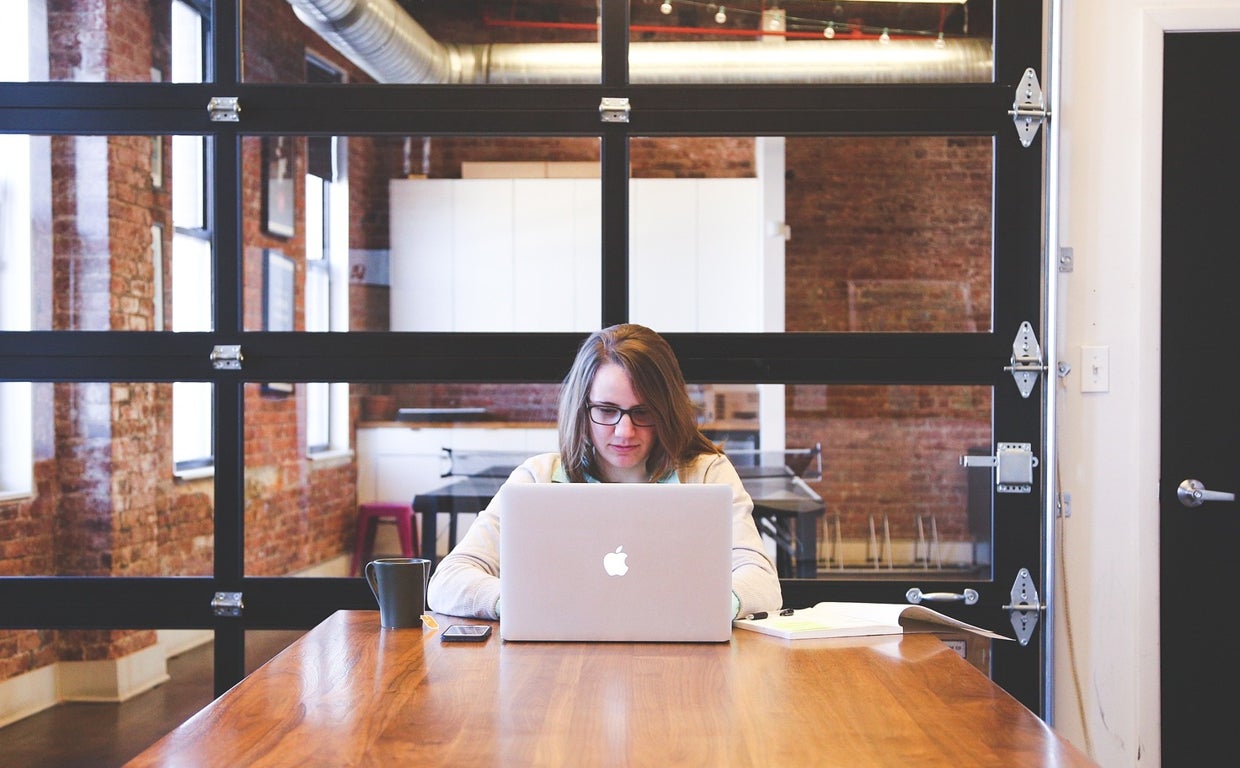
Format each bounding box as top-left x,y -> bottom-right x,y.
0,0 -> 1048,717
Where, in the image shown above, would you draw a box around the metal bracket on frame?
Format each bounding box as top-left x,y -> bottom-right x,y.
210,345 -> 244,371
906,587 -> 979,606
959,442 -> 1039,494
1002,568 -> 1042,646
207,96 -> 241,122
599,97 -> 631,123
211,591 -> 244,617
1008,68 -> 1047,148
1004,321 -> 1045,398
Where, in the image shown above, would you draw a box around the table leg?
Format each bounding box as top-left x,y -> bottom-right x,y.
415,496 -> 440,571
794,510 -> 819,578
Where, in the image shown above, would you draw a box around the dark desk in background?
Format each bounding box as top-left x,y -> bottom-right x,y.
413,464 -> 824,577
739,468 -> 824,578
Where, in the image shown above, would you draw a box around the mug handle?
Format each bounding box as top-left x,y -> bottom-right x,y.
365,561 -> 380,601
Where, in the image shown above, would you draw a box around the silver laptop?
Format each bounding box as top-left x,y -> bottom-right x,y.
499,482 -> 734,642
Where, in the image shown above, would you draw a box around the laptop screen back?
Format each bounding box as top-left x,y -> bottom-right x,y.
499,482 -> 734,642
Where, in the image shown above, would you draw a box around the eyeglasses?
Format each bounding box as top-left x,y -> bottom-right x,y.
586,403 -> 657,428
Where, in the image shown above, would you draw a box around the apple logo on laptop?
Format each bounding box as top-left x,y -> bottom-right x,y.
603,545 -> 629,576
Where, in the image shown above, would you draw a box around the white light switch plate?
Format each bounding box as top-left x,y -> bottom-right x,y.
1081,345 -> 1109,392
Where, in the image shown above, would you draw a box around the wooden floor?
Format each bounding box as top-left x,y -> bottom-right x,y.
0,630 -> 304,768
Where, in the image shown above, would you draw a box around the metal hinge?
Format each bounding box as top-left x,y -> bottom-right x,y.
211,591 -> 244,617
599,97 -> 630,123
1008,68 -> 1047,148
207,96 -> 241,122
210,345 -> 244,370
1003,321 -> 1045,398
1002,568 -> 1042,646
960,442 -> 1039,494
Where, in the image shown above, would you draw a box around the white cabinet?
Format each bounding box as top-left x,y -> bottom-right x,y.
513,178 -> 601,330
389,180 -> 455,332
390,178 -> 600,332
389,177 -> 769,332
629,177 -> 764,332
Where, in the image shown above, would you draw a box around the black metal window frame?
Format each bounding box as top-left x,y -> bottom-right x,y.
0,0 -> 1048,710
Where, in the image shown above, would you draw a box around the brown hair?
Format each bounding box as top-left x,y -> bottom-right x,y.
558,324 -> 719,483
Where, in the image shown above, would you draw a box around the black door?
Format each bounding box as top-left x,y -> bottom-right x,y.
1160,30 -> 1240,765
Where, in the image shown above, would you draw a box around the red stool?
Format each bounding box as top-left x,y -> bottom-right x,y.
351,501 -> 419,577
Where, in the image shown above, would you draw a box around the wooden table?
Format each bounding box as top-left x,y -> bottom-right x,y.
127,611 -> 1096,767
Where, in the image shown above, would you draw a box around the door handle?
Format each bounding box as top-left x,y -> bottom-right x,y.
1177,479 -> 1236,508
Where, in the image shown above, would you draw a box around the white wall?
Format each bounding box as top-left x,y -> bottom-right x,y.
1056,3 -> 1240,766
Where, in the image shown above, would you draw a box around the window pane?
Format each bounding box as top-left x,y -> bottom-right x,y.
777,383 -> 992,579
0,381 -> 213,576
173,381 -> 213,469
344,379 -> 992,580
0,133 -> 193,333
629,1 -> 993,85
0,382 -> 33,499
306,381 -> 330,451
242,135 -> 603,332
171,234 -> 211,332
239,133 -> 991,335
8,1 -> 995,86
171,135 -> 205,230
242,1 -> 600,85
5,0 -> 181,83
170,0 -> 204,84
245,381 -> 382,577
630,135 -> 993,333
0,134 -> 41,331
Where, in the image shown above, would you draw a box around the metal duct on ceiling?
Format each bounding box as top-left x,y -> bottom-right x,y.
286,0 -> 993,85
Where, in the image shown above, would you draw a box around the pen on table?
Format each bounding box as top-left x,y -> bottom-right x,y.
739,612 -> 768,620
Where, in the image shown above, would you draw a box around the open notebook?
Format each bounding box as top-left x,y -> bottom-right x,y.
499,482 -> 734,642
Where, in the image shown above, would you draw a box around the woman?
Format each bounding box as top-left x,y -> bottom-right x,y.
426,323 -> 782,619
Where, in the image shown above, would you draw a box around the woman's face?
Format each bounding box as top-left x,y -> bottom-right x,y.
587,362 -> 657,482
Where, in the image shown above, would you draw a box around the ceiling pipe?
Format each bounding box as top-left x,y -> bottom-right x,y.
285,0 -> 992,85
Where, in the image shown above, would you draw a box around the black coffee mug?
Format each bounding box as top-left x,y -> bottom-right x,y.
365,557 -> 430,629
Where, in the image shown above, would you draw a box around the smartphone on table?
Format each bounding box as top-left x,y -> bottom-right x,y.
441,624 -> 493,642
